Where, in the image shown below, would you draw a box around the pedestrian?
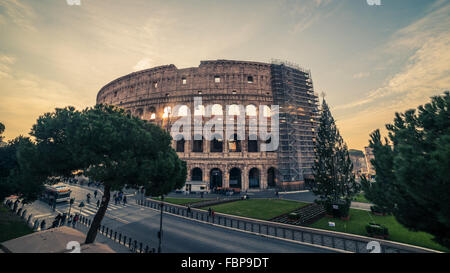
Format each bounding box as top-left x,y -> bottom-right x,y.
72,214 -> 79,227
68,215 -> 73,225
211,209 -> 215,218
40,219 -> 46,230
208,207 -> 212,217
123,195 -> 127,205
96,199 -> 100,208
61,213 -> 67,226
187,204 -> 191,215
86,193 -> 91,204
94,190 -> 98,199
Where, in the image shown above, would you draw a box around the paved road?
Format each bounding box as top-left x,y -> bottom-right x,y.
17,184 -> 336,253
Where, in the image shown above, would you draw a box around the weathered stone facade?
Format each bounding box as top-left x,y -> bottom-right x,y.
97,60 -> 280,191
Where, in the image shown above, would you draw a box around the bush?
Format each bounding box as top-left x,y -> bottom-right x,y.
322,199 -> 351,218
288,212 -> 300,220
366,223 -> 389,238
370,205 -> 389,215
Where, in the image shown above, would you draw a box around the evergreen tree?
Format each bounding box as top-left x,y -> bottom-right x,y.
312,99 -> 359,217
368,91 -> 450,248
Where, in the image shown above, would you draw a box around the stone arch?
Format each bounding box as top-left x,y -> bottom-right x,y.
249,168 -> 260,189
191,167 -> 203,181
209,168 -> 223,190
175,135 -> 185,152
267,167 -> 277,188
229,167 -> 242,189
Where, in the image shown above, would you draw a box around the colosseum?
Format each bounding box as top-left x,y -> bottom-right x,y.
96,59 -> 319,192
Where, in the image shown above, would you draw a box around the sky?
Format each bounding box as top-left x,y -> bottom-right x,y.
0,0 -> 449,150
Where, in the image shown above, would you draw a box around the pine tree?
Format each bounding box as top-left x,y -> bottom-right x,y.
312,99 -> 359,217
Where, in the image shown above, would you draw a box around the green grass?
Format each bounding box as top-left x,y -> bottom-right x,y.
0,205 -> 33,243
308,208 -> 448,252
204,199 -> 309,220
152,197 -> 213,205
352,193 -> 371,203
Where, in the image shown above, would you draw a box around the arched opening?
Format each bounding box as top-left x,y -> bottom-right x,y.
191,168 -> 203,181
246,105 -> 257,116
135,108 -> 143,118
267,167 -> 276,188
229,168 -> 242,189
193,135 -> 203,152
175,105 -> 189,117
176,135 -> 185,153
248,135 -> 258,152
210,134 -> 223,153
210,168 -> 223,190
249,168 -> 260,189
212,104 -> 223,116
163,106 -> 172,118
228,104 -> 240,116
228,133 -> 241,152
147,106 -> 156,120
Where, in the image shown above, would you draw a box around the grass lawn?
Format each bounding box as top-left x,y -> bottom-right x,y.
352,193 -> 371,203
0,205 -> 33,243
152,197 -> 213,205
204,199 -> 309,220
308,208 -> 448,252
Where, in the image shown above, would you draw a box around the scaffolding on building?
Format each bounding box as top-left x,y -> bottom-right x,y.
270,60 -> 319,184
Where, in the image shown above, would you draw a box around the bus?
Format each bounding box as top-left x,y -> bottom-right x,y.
42,184 -> 72,204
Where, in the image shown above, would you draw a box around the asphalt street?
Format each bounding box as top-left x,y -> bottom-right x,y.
17,184 -> 337,253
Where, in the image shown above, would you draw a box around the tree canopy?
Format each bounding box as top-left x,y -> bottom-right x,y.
366,91 -> 450,248
30,104 -> 187,243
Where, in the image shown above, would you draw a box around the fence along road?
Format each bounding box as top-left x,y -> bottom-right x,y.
137,198 -> 441,253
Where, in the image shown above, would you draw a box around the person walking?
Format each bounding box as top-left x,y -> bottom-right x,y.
40,219 -> 46,230
96,199 -> 100,208
94,190 -> 98,199
211,209 -> 215,218
208,207 -> 212,217
86,193 -> 91,204
123,195 -> 127,205
72,214 -> 79,228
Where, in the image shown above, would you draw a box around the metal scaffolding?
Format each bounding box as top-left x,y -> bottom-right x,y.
270,60 -> 319,183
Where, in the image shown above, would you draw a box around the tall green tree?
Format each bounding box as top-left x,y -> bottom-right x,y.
31,104 -> 186,243
312,99 -> 359,216
368,91 -> 450,248
360,130 -> 397,214
0,121 -> 5,143
0,134 -> 46,203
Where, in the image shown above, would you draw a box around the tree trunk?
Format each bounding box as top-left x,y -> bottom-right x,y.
85,184 -> 111,244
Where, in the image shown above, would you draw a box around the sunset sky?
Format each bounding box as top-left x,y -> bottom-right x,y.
0,0 -> 449,150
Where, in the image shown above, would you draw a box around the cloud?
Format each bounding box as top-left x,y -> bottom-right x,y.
335,3 -> 450,111
0,0 -> 36,30
352,72 -> 370,79
0,54 -> 15,79
133,58 -> 153,71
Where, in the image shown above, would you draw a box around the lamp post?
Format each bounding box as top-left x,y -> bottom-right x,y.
158,195 -> 164,253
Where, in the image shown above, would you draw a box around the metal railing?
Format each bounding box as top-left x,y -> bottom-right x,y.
75,214 -> 155,253
137,198 -> 441,253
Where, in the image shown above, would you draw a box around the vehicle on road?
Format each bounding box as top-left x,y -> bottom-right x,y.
41,184 -> 72,203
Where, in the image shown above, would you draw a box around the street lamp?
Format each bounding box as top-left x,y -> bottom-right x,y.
158,195 -> 164,253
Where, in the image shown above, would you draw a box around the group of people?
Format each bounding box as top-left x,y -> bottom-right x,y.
113,191 -> 127,205
43,212 -> 80,230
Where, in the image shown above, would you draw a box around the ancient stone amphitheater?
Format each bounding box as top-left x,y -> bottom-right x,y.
97,59 -> 319,192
